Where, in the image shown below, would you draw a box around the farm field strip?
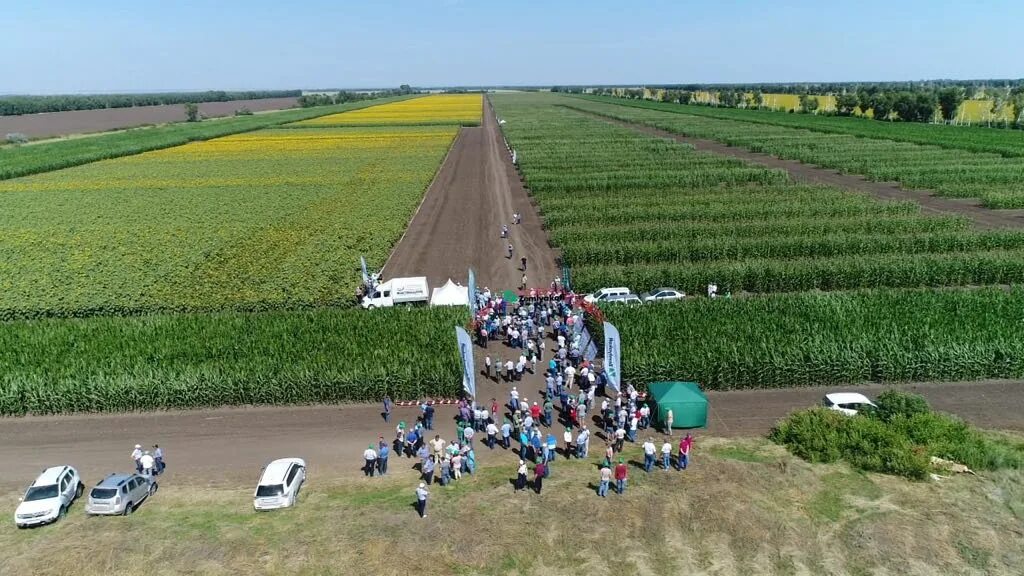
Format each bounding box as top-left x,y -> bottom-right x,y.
0,96 -> 414,181
0,125 -> 458,319
0,306 -> 465,416
566,97 -> 1024,208
292,93 -> 482,127
491,92 -> 1024,389
579,95 -> 1024,158
491,93 -> 1024,294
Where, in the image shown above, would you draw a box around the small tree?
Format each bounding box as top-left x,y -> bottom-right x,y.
798,94 -> 819,114
184,102 -> 199,122
752,90 -> 764,109
937,87 -> 965,122
5,132 -> 29,145
836,92 -> 859,116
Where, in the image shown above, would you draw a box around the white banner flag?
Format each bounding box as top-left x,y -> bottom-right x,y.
603,321 -> 621,393
455,326 -> 476,398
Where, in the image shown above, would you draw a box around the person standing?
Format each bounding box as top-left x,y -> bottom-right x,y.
614,426 -> 626,453
515,460 -> 528,492
363,444 -> 378,477
510,387 -> 520,412
484,355 -> 492,379
131,444 -> 143,474
520,273 -> 528,290
534,459 -> 546,494
486,420 -> 499,449
563,426 -> 574,459
521,256 -> 528,271
153,445 -> 165,475
140,451 -> 155,477
452,452 -> 463,480
507,243 -> 514,259
383,395 -> 392,423
642,438 -> 656,473
439,457 -> 451,486
661,439 -> 672,470
678,433 -> 693,471
614,458 -> 628,494
543,396 -> 554,427
422,455 -> 435,485
665,408 -> 674,435
415,482 -> 429,518
424,402 -> 435,430
378,442 -> 390,475
598,463 -> 612,498
576,427 -> 590,459
501,419 -> 512,449
430,435 -> 446,464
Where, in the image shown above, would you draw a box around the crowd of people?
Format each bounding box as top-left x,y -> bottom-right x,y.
130,443 -> 166,477
357,278 -> 697,518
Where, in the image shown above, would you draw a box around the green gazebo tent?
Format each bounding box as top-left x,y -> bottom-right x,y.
647,381 -> 708,429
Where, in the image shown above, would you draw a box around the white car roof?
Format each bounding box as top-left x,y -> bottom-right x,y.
33,466 -> 71,486
259,458 -> 305,485
825,392 -> 874,405
597,287 -> 630,294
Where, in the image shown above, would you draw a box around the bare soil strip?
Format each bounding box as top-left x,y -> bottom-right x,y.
0,379 -> 1018,490
384,99 -> 559,291
0,97 -> 299,139
570,106 -> 1024,230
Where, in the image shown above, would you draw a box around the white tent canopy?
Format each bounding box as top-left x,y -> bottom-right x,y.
430,279 -> 470,307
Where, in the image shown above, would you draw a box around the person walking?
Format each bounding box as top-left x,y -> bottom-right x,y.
642,438 -> 656,473
421,455 -> 435,485
153,445 -> 165,475
534,459 -> 547,494
521,256 -> 527,271
131,444 -> 143,474
614,426 -> 626,453
509,387 -> 520,412
665,408 -> 674,435
415,482 -> 429,518
598,462 -> 612,498
614,458 -> 628,494
363,444 -> 378,477
484,355 -> 492,379
661,439 -> 672,470
486,420 -> 498,449
507,243 -> 514,259
378,442 -> 390,475
515,460 -> 528,492
501,224 -> 508,238
382,395 -> 392,423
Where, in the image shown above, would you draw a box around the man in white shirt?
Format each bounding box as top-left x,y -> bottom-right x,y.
510,387 -> 520,412
430,435 -> 446,463
131,444 -> 143,474
564,365 -> 576,389
415,482 -> 429,518
661,439 -> 673,470
629,415 -> 639,443
486,421 -> 499,449
642,439 -> 657,473
639,405 -> 650,429
576,427 -> 590,458
140,451 -> 155,477
363,444 -> 378,477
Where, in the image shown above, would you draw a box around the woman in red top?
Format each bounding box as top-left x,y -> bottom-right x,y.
614,458 -> 628,494
530,402 -> 541,420
491,399 -> 500,422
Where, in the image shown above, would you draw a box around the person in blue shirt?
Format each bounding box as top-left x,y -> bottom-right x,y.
377,443 -> 390,475
424,402 -> 435,430
501,419 -> 512,449
546,434 -> 557,464
466,449 -> 477,475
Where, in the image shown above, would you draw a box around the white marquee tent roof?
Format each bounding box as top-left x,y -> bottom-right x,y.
430,279 -> 470,307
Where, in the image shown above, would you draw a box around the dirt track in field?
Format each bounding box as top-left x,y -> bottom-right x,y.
384,98 -> 559,290
0,379 -> 1020,491
570,107 -> 1024,230
0,97 -> 299,139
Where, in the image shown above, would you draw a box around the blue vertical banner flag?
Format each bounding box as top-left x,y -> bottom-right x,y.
359,256 -> 370,287
455,326 -> 476,398
468,268 -> 477,314
603,322 -> 621,393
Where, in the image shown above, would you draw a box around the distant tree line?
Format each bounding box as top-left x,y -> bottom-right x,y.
587,82 -> 1024,127
296,85 -> 418,108
0,90 -> 302,116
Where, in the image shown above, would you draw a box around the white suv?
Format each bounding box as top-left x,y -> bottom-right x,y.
14,466 -> 84,528
254,458 -> 306,511
823,393 -> 877,416
584,287 -> 631,304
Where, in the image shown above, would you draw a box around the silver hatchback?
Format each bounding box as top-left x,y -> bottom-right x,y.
85,473 -> 157,516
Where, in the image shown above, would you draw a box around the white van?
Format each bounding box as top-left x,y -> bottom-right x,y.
362,277 -> 430,309
254,458 -> 306,511
584,287 -> 632,304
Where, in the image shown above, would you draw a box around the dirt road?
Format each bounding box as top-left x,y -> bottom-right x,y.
384,98 -> 559,290
0,97 -> 299,139
570,107 -> 1024,230
0,379 -> 1019,491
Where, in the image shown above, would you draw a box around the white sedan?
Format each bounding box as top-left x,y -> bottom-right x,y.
640,288 -> 685,303
823,393 -> 876,416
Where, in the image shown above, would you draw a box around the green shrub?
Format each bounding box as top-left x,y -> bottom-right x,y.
770,394 -> 1024,480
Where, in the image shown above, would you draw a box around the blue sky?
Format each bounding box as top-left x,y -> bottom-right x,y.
6,0 -> 1022,93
